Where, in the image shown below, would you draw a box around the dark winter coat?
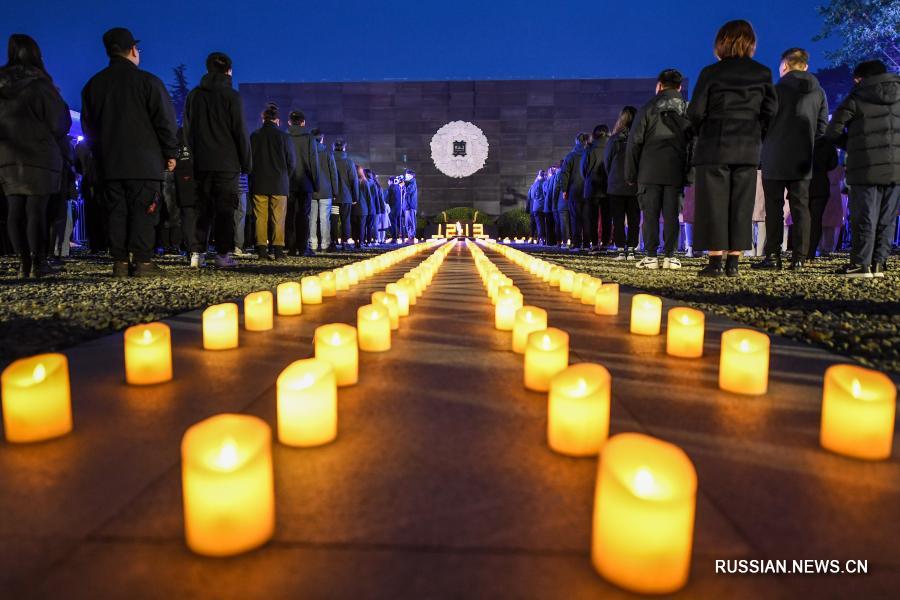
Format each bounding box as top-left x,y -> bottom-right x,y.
825,72 -> 900,186
312,141 -> 338,199
760,70 -> 828,181
528,179 -> 544,213
174,134 -> 197,207
355,178 -> 371,216
582,135 -> 609,198
548,170 -> 565,211
687,57 -> 778,166
604,130 -> 636,196
333,150 -> 359,206
387,182 -> 402,214
404,178 -> 418,210
250,121 -> 295,196
183,72 -> 251,175
809,138 -> 839,198
371,181 -> 385,214
625,88 -> 692,186
559,144 -> 587,205
541,175 -> 554,212
80,56 -> 177,181
287,125 -> 319,194
0,65 -> 71,195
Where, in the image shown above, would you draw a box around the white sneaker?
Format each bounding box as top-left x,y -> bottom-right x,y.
614,251 -> 626,261
215,253 -> 237,268
233,246 -> 247,257
663,257 -> 682,270
684,246 -> 693,258
190,252 -> 205,268
636,256 -> 659,269
626,249 -> 637,261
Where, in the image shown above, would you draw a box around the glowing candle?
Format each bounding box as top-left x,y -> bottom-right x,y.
347,265 -> 360,285
718,329 -> 769,395
512,306 -> 548,354
593,283 -> 619,316
277,358 -> 337,447
1,353 -> 72,443
319,271 -> 337,297
630,294 -> 662,336
665,307 -> 705,358
572,273 -> 587,299
386,283 -> 410,317
181,414 -> 274,557
399,278 -> 418,306
495,289 -> 523,331
592,432 -> 696,594
301,276 -> 323,304
559,270 -> 575,293
357,304 -> 392,352
371,291 -> 400,330
203,303 -> 239,350
314,324 -> 359,386
124,322 -> 172,385
548,363 -> 611,456
334,267 -> 350,291
244,291 -> 274,332
549,266 -> 563,287
524,328 -> 569,392
820,364 -> 896,460
276,282 -> 302,316
581,278 -> 602,305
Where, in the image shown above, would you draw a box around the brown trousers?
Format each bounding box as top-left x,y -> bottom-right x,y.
252,194 -> 287,247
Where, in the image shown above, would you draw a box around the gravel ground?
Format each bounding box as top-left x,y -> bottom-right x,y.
526,248 -> 900,374
0,249 -> 385,366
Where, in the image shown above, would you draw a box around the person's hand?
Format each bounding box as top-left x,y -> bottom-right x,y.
562,192 -> 568,200
166,159 -> 176,172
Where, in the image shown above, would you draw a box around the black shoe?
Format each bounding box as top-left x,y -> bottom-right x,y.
835,263 -> 872,278
874,263 -> 886,278
725,255 -> 740,277
256,246 -> 272,261
17,254 -> 32,279
698,255 -> 724,277
133,261 -> 169,277
113,261 -> 130,278
789,259 -> 805,271
303,248 -> 316,257
327,244 -> 337,252
30,254 -> 52,279
751,254 -> 782,270
273,246 -> 286,261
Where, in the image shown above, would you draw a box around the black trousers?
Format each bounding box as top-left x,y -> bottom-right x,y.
104,180 -> 161,262
763,178 -> 811,257
339,203 -> 353,244
365,214 -> 375,244
568,196 -> 583,247
181,205 -> 200,253
46,193 -> 68,256
693,164 -> 756,251
556,209 -> 571,244
638,184 -> 682,257
330,213 -> 340,247
351,214 -> 363,247
609,194 -> 640,249
286,190 -> 312,253
6,194 -> 49,256
580,196 -> 600,248
597,195 -> 613,246
532,211 -> 544,242
849,184 -> 900,267
542,212 -> 556,245
808,195 -> 829,257
195,172 -> 238,255
83,183 -> 108,252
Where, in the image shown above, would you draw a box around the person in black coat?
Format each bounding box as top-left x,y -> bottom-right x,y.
604,107 -> 639,260
755,48 -> 829,271
825,60 -> 900,277
626,69 -> 692,269
386,177 -> 403,242
528,171 -> 546,243
687,20 -> 778,277
560,133 -> 590,250
81,27 -> 177,277
403,170 -> 418,243
807,138 -> 839,259
310,129 -> 338,252
172,128 -> 200,262
332,139 -> 359,249
285,111 -> 319,256
541,166 -> 557,245
250,103 -> 295,260
582,124 -> 610,251
183,51 -> 251,268
354,165 -> 372,247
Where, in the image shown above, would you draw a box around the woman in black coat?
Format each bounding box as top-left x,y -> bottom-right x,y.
0,34 -> 72,278
603,106 -> 639,260
687,20 -> 777,276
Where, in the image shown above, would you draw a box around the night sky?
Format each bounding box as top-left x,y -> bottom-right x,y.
4,0 -> 839,109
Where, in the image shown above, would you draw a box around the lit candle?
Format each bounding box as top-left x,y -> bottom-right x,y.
385,283 -> 410,317
181,414 -> 275,557
594,283 -> 619,316
571,273 -> 587,299
512,306 -> 548,354
399,278 -> 418,306
524,328 -> 569,392
124,322 -> 173,385
314,324 -> 359,386
559,270 -> 575,293
592,432 -> 697,594
357,304 -> 392,352
820,364 -> 896,460
203,303 -> 239,350
244,291 -> 274,332
371,291 -> 400,330
301,276 -> 323,304
1,353 -> 72,443
495,289 -> 523,331
334,267 -> 350,291
276,282 -> 302,316
549,266 -> 563,287
630,294 -> 662,336
548,363 -> 611,456
666,307 -> 705,358
581,278 -> 602,305
319,271 -> 337,297
277,358 -> 338,447
347,264 -> 360,285
718,329 -> 770,395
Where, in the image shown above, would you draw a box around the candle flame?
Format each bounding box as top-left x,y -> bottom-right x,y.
369,310 -> 381,320
542,335 -> 552,350
575,378 -> 587,395
216,309 -> 225,319
680,315 -> 692,325
214,437 -> 240,471
256,296 -> 263,304
850,378 -> 862,399
142,329 -> 153,343
738,339 -> 751,353
525,311 -> 533,321
331,332 -> 342,345
632,468 -> 658,498
32,363 -> 47,383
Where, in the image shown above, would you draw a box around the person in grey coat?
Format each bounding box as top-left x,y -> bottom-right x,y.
332,139 -> 359,249
310,129 -> 338,252
286,110 -> 319,255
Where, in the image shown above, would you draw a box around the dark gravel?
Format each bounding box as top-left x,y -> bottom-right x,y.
525,248 -> 900,374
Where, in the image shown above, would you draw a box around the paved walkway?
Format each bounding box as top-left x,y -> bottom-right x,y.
1,242 -> 898,598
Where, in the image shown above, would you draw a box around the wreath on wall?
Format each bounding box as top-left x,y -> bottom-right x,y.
430,121 -> 489,178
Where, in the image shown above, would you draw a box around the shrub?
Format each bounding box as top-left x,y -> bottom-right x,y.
495,208 -> 532,238
438,206 -> 492,225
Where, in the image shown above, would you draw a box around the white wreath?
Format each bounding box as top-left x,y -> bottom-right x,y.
430,121 -> 489,178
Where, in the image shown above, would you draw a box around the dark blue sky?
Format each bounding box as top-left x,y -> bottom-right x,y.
4,0 -> 839,109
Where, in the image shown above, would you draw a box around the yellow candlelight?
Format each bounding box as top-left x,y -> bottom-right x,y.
524,328 -> 569,392
371,291 -> 400,330
559,270 -> 575,293
301,276 -> 323,304
630,294 -> 662,336
124,322 -> 172,385
495,290 -> 523,331
357,304 -> 392,352
385,283 -> 410,317
595,283 -> 619,316
512,306 -> 548,354
549,266 -> 563,287
334,267 -> 350,291
276,282 -> 302,316
666,307 -> 705,358
1,353 -> 72,443
399,278 -> 418,306
820,364 -> 896,460
572,273 -> 587,299
277,358 -> 338,447
244,291 -> 274,332
581,278 -> 602,305
548,363 -> 611,456
347,264 -> 360,285
182,414 -> 275,557
319,271 -> 337,297
203,303 -> 239,350
718,329 -> 770,395
314,323 -> 359,386
592,433 -> 697,594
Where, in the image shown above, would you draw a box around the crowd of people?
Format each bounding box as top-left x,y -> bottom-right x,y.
0,28 -> 421,279
527,19 -> 899,278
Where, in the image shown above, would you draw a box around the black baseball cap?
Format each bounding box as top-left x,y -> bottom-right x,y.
103,27 -> 139,55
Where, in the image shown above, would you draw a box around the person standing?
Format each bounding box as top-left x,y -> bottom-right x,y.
825,60 -> 900,278
371,172 -> 387,243
249,103 -> 295,260
310,128 -> 337,253
403,169 -> 418,243
173,127 -> 199,255
386,176 -> 403,242
754,48 -> 828,271
74,138 -> 105,253
687,20 -> 778,277
560,133 -> 589,250
541,166 -> 556,245
183,52 -> 250,269
286,111 -> 318,256
233,173 -> 249,255
355,165 -> 371,247
605,106 -> 640,260
81,27 -> 177,277
807,139 -> 840,259
528,170 -> 546,243
332,139 -> 359,249
582,124 -> 609,253
625,69 -> 693,270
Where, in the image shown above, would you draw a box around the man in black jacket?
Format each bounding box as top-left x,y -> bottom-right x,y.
183,52 -> 251,268
582,125 -> 610,252
528,171 -> 545,243
386,177 -> 403,242
625,69 -> 692,270
755,48 -> 828,271
403,170 -> 418,243
81,27 -> 178,277
825,60 -> 900,278
250,104 -> 295,260
559,133 -> 589,250
332,139 -> 359,249
310,129 -> 338,253
286,111 -> 318,255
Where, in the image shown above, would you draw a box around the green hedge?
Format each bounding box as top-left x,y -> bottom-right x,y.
437,206 -> 492,225
495,208 -> 532,238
